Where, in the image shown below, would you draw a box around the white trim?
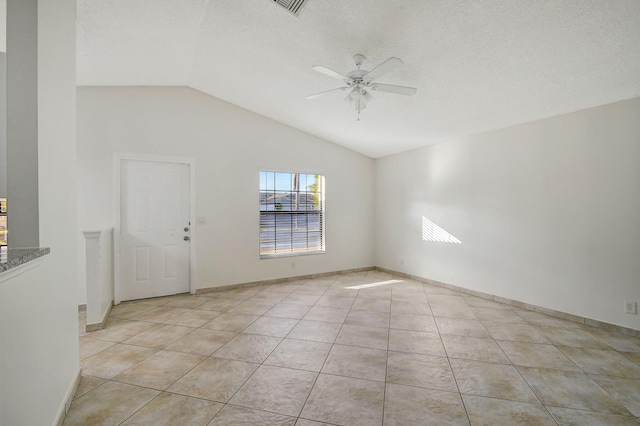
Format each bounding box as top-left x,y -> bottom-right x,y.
54,367 -> 82,426
113,153 -> 196,304
0,258 -> 44,283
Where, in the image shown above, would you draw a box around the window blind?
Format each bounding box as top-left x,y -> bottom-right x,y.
259,171 -> 325,257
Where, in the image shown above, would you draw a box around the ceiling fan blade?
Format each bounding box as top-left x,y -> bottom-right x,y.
371,83 -> 417,96
312,65 -> 348,80
365,57 -> 403,81
306,87 -> 350,99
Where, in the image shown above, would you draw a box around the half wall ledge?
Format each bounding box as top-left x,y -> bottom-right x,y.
0,247 -> 50,276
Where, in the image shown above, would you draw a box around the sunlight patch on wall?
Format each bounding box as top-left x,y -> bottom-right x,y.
345,279 -> 403,290
422,216 -> 461,244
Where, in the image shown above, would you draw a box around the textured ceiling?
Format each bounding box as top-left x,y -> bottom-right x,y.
76,1 -> 640,156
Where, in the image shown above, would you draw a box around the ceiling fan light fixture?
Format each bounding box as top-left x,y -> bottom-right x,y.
306,53 -> 417,119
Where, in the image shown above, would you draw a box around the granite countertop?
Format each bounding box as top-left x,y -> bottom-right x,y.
0,247 -> 51,273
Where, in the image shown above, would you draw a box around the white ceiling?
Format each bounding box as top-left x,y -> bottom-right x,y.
17,1 -> 640,157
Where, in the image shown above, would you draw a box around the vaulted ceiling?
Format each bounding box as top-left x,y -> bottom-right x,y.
11,1 -> 640,157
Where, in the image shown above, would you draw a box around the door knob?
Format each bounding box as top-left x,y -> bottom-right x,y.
183,236 -> 190,241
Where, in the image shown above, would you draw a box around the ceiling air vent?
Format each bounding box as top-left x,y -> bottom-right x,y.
271,0 -> 309,16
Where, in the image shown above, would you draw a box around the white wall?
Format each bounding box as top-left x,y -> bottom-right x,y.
0,52 -> 6,197
77,86 -> 374,298
376,98 -> 640,330
0,0 -> 79,425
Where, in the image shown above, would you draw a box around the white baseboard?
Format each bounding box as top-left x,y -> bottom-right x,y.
54,367 -> 81,426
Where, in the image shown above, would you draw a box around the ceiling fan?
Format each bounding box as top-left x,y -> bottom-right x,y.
307,54 -> 417,119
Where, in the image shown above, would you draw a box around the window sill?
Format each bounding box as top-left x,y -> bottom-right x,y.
260,251 -> 326,259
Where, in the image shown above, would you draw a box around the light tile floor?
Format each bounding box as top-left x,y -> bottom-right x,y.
67,270 -> 640,425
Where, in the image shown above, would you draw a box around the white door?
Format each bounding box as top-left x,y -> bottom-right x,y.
120,159 -> 191,301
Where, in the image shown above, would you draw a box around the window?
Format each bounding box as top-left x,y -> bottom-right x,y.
260,171 -> 325,257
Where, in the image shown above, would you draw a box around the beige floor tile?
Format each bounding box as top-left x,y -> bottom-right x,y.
69,271 -> 640,426
322,344 -> 387,382
122,392 -> 222,425
167,357 -> 258,402
80,344 -> 157,379
388,329 -> 446,356
351,297 -> 391,313
463,296 -> 511,310
229,300 -> 276,315
434,317 -> 491,338
295,285 -> 330,295
130,306 -> 191,323
422,285 -> 460,296
518,367 -> 631,414
324,287 -> 359,298
390,300 -> 432,315
345,310 -> 390,328
136,296 -> 174,306
623,351 -> 640,365
303,306 -> 349,323
462,394 -> 556,426
450,359 -> 539,403
242,316 -> 299,337
353,287 -> 391,300
87,319 -> 156,343
442,335 -> 511,364
201,312 -> 260,332
316,295 -> 355,309
165,328 -> 236,356
213,333 -> 282,363
547,407 -> 640,426
497,341 -> 580,371
197,297 -> 243,312
249,291 -> 288,304
429,303 -> 477,319
518,310 -> 582,328
109,302 -> 156,319
207,405 -> 296,426
265,303 -> 312,319
386,351 -> 457,392
301,374 -> 384,426
163,309 -> 222,327
590,375 -> 640,416
383,383 -> 469,426
264,338 -> 332,371
217,287 -> 261,300
427,294 -> 468,306
162,295 -> 209,309
73,376 -> 105,400
585,329 -> 640,352
335,324 -> 388,350
123,324 -> 195,349
264,283 -> 303,293
536,325 -> 612,349
282,293 -> 322,305
230,365 -> 318,417
287,320 -> 342,343
470,307 -> 524,322
558,346 -> 640,378
63,381 -> 159,426
390,313 -> 437,332
79,337 -> 115,360
484,322 -> 549,344
295,419 -> 332,426
113,350 -> 204,390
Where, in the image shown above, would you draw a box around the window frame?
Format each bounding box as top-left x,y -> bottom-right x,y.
259,170 -> 326,259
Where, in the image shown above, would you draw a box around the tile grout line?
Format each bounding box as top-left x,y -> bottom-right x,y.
426,284 -> 473,426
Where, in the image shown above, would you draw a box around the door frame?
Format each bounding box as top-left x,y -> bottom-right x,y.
113,153 -> 197,304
